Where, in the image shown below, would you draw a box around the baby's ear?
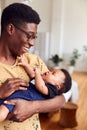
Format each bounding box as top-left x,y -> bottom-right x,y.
56,84 -> 61,90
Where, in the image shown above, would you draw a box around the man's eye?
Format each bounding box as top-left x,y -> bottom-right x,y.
27,34 -> 31,39
32,35 -> 37,39
27,35 -> 37,40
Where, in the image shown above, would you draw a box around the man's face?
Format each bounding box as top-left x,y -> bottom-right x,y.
8,23 -> 38,56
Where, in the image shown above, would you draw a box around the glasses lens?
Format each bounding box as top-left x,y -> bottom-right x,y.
27,34 -> 37,40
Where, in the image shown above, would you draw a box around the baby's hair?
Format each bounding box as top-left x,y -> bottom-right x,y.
58,69 -> 72,95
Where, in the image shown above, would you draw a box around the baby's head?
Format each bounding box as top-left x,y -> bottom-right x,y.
57,69 -> 72,95
42,68 -> 72,95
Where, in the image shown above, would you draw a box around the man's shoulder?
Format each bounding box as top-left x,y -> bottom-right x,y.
24,53 -> 39,59
23,53 -> 41,65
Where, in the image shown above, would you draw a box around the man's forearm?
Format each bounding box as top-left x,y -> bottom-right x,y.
5,95 -> 65,122
34,95 -> 65,114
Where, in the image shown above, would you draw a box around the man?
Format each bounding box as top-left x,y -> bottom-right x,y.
0,3 -> 71,130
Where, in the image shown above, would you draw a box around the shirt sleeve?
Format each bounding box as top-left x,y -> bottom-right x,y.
45,83 -> 59,98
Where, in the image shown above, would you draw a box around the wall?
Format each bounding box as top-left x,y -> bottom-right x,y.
64,0 -> 87,71
50,0 -> 87,71
50,0 -> 65,56
63,0 -> 87,53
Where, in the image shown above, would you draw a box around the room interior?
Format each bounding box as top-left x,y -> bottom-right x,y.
0,0 -> 87,130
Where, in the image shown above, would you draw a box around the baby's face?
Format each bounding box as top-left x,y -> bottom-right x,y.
42,69 -> 65,88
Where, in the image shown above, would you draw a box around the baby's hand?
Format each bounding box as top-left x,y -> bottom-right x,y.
18,55 -> 27,67
34,68 -> 40,74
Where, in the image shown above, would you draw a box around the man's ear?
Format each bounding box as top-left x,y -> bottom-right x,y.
7,24 -> 15,35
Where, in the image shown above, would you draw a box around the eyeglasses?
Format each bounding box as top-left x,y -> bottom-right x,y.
13,24 -> 37,40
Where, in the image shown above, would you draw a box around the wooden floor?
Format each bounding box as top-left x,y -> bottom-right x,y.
39,71 -> 87,130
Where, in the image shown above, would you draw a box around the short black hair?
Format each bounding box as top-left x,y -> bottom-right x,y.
58,69 -> 72,95
1,3 -> 41,32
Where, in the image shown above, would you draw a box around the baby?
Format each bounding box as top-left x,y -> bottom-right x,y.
0,55 -> 72,122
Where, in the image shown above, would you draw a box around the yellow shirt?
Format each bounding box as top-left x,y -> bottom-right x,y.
0,53 -> 48,130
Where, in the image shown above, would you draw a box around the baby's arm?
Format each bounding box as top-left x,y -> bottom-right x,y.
0,105 -> 9,122
18,55 -> 35,79
34,69 -> 48,95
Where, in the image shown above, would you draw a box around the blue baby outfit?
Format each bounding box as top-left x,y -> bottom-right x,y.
0,82 -> 58,112
0,82 -> 48,112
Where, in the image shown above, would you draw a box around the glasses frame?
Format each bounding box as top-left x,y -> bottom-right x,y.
13,24 -> 37,40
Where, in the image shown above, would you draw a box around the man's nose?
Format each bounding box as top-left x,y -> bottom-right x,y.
28,39 -> 35,47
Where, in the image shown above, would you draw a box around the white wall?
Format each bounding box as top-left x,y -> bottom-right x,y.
63,0 -> 87,53
50,0 -> 87,54
63,0 -> 87,72
50,0 -> 87,71
50,0 -> 65,56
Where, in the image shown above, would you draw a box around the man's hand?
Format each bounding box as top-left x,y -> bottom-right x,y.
4,96 -> 65,122
5,99 -> 36,122
0,78 -> 29,99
